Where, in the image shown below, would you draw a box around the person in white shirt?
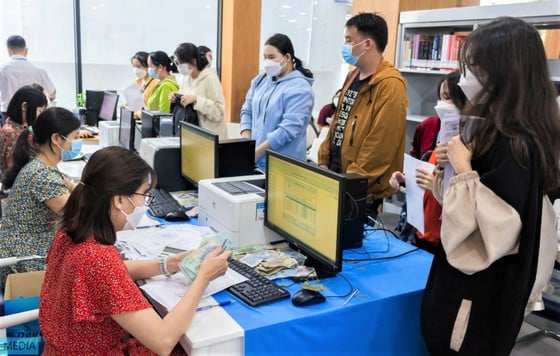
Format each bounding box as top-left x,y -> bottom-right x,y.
0,35 -> 56,116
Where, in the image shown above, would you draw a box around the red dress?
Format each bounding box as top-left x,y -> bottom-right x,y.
39,230 -> 155,355
415,150 -> 442,245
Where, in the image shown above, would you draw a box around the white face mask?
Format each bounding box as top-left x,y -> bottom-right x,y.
434,100 -> 460,119
458,68 -> 488,105
178,63 -> 192,77
120,197 -> 148,230
133,67 -> 147,79
263,58 -> 287,77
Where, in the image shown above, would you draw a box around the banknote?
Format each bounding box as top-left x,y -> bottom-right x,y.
179,234 -> 233,281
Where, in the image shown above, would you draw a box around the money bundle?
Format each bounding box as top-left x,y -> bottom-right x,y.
179,234 -> 233,281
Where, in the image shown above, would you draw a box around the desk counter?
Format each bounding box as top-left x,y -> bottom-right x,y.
181,229 -> 432,355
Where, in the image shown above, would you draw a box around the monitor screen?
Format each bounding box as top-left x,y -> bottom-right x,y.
119,107 -> 134,150
180,122 -> 218,185
85,90 -> 104,126
265,151 -> 344,277
98,91 -> 119,121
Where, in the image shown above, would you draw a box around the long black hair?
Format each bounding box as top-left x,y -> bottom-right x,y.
265,33 -> 313,79
62,146 -> 156,245
6,86 -> 48,126
460,17 -> 560,192
2,107 -> 80,188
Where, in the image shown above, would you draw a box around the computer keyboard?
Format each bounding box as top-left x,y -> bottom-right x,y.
227,259 -> 290,307
148,187 -> 187,218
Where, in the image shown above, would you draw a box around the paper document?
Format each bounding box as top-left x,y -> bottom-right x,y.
121,82 -> 144,111
140,269 -> 247,310
116,224 -> 215,260
403,154 -> 435,234
438,115 -> 484,192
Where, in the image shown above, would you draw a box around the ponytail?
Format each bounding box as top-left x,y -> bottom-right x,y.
2,128 -> 36,188
293,56 -> 313,79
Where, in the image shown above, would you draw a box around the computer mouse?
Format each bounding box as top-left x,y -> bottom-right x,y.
164,211 -> 190,222
291,288 -> 326,307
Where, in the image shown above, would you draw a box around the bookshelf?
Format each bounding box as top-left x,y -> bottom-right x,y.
382,1 -> 560,215
396,1 -> 560,144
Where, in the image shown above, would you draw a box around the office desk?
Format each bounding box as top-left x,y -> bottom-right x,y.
177,230 -> 433,356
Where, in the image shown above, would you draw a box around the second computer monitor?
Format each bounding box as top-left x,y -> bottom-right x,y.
179,122 -> 256,186
180,122 -> 218,185
98,91 -> 119,121
119,107 -> 135,150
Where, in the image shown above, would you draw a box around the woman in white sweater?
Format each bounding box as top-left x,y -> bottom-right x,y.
170,43 -> 228,139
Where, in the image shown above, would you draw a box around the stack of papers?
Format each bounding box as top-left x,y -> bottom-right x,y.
117,224 -> 245,307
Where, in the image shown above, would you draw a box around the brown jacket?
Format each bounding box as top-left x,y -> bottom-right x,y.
318,59 -> 408,200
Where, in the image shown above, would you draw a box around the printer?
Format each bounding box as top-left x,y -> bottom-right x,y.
198,175 -> 282,248
138,137 -> 189,192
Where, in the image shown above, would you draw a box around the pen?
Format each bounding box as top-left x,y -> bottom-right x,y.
342,289 -> 360,306
196,300 -> 233,312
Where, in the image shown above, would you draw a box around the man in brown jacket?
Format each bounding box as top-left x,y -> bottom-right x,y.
318,12 -> 408,221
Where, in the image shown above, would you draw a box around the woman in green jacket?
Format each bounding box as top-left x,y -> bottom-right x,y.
146,51 -> 179,113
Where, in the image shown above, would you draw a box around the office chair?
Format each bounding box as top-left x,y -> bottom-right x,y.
516,264 -> 560,344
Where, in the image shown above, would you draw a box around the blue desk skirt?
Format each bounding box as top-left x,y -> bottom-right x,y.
213,230 -> 433,355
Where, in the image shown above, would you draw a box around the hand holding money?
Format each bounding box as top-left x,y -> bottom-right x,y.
180,235 -> 233,281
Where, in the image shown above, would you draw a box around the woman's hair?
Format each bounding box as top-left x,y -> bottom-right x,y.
446,71 -> 467,110
131,51 -> 149,67
5,86 -> 48,126
61,146 -> 156,245
149,50 -> 178,74
2,107 -> 81,188
460,17 -> 560,192
174,43 -> 208,71
265,33 -> 313,79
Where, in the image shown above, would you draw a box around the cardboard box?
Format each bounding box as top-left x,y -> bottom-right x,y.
4,271 -> 44,300
1,271 -> 45,355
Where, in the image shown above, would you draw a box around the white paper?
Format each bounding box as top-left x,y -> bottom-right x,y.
403,154 -> 435,234
121,82 -> 144,111
116,224 -> 215,260
140,268 -> 247,310
437,114 -> 460,192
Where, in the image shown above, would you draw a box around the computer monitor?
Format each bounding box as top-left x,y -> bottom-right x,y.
179,122 -> 256,186
84,90 -> 104,126
85,90 -> 118,126
180,122 -> 218,185
98,91 -> 119,121
119,107 -> 135,150
264,151 -> 367,277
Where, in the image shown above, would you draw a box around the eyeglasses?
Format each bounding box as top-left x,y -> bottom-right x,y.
133,192 -> 155,206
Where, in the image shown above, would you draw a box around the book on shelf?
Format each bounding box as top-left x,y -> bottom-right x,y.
400,31 -> 470,72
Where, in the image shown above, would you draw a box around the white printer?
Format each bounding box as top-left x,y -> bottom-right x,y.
138,137 -> 189,191
198,175 -> 282,248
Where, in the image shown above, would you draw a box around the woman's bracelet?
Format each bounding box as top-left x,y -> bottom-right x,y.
159,256 -> 172,276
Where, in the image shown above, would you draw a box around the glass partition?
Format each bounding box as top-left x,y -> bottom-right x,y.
0,0 -> 76,109
80,0 -> 219,113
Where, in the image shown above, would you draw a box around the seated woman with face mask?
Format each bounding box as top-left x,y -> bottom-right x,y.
0,107 -> 81,290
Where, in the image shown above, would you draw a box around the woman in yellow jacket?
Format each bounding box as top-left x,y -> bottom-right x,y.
146,51 -> 179,113
170,43 -> 228,139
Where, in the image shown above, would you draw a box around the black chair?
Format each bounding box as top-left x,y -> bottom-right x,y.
516,263 -> 560,343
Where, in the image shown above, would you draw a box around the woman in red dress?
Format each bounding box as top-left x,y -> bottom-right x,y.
39,146 -> 231,355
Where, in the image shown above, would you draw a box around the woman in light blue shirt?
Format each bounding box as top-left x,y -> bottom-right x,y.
240,33 -> 314,170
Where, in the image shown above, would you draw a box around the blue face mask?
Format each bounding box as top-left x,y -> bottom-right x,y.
341,40 -> 366,66
148,67 -> 158,79
59,136 -> 83,161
